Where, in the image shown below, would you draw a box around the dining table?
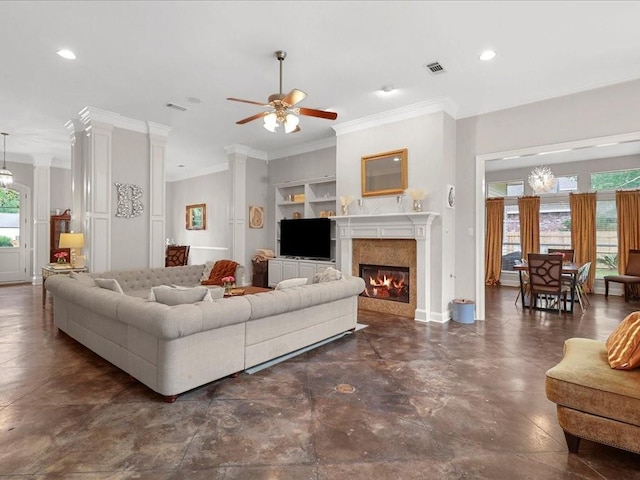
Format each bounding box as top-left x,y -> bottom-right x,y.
514,262 -> 581,313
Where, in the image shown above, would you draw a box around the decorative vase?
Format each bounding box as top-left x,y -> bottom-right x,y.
413,199 -> 423,212
57,257 -> 65,264
341,204 -> 349,216
224,282 -> 232,295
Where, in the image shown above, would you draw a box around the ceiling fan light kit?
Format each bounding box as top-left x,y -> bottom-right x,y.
227,50 -> 337,134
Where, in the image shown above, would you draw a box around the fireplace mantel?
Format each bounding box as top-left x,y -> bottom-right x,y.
332,212 -> 440,322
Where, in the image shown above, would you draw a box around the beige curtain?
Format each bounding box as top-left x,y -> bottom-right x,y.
518,196 -> 540,259
616,189 -> 640,274
485,197 -> 504,285
570,192 -> 596,292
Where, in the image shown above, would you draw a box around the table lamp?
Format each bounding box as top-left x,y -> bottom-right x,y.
59,232 -> 85,268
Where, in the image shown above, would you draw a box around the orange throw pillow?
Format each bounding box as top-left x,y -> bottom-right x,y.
201,260 -> 238,286
606,311 -> 640,369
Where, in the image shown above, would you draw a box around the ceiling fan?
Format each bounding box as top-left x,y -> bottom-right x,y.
227,50 -> 338,134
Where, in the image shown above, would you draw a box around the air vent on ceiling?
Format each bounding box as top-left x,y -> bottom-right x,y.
165,102 -> 187,112
424,61 -> 446,75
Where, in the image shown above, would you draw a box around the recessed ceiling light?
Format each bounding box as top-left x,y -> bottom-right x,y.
381,85 -> 395,93
57,49 -> 76,60
187,97 -> 202,104
178,164 -> 186,168
479,50 -> 496,61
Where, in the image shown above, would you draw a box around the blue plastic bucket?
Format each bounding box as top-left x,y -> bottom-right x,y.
452,299 -> 475,324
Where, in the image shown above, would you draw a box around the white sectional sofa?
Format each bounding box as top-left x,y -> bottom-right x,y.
45,264 -> 365,402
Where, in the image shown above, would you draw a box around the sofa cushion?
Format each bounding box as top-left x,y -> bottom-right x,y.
606,311 -> 640,369
546,337 -> 640,427
149,285 -> 212,305
313,266 -> 342,283
95,278 -> 124,294
275,277 -> 308,290
70,271 -> 96,287
201,260 -> 239,286
200,261 -> 216,282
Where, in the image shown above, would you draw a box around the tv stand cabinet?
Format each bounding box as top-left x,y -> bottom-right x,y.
268,258 -> 335,287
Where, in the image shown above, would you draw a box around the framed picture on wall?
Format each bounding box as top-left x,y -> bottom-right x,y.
186,203 -> 206,230
249,205 -> 264,229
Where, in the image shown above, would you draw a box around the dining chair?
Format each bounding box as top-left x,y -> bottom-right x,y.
527,253 -> 570,313
165,245 -> 190,267
604,249 -> 640,302
564,262 -> 591,313
548,248 -> 575,262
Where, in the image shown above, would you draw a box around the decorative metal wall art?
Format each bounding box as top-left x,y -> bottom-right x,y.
115,183 -> 144,218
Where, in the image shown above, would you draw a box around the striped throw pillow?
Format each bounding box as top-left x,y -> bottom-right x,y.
606,311 -> 640,369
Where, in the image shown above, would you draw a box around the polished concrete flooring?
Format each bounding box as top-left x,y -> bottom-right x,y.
1,284 -> 640,479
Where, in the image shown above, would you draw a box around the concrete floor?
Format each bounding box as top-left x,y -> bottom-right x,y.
1,283 -> 639,479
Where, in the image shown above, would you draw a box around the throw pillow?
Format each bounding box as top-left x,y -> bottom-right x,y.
605,311 -> 640,369
149,285 -> 213,305
94,278 -> 124,294
200,261 -> 216,283
313,266 -> 343,283
275,277 -> 308,290
70,271 -> 96,287
201,259 -> 239,286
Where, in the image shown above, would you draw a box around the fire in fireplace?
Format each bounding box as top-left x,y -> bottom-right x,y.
359,264 -> 410,303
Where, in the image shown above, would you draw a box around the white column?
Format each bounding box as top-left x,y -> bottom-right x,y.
148,122 -> 171,267
226,145 -> 249,284
79,108 -> 114,273
32,155 -> 52,284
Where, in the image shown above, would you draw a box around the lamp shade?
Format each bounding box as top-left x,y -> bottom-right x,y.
59,232 -> 85,249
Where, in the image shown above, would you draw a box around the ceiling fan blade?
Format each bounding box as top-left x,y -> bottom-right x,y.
282,89 -> 307,107
298,107 -> 338,120
227,97 -> 268,107
236,111 -> 268,125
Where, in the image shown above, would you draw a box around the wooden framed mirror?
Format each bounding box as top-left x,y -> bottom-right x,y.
361,148 -> 408,197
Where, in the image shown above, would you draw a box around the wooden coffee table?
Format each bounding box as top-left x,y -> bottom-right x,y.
224,285 -> 271,297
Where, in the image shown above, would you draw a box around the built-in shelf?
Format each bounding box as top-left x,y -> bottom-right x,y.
274,176 -> 337,258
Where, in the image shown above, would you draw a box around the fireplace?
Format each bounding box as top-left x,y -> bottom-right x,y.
333,212 -> 440,321
359,264 -> 410,303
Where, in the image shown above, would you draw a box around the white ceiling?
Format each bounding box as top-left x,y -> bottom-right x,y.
3,1 -> 640,179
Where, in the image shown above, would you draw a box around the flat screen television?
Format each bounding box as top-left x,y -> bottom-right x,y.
279,218 -> 332,260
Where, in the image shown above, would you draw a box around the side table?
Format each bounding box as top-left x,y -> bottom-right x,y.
42,264 -> 88,308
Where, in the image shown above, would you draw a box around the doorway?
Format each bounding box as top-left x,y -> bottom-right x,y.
0,184 -> 30,283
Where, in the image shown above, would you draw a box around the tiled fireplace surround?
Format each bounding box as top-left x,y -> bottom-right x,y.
333,212 -> 439,322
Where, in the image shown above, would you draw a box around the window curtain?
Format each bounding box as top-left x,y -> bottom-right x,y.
570,192 -> 596,293
518,196 -> 540,259
616,189 -> 640,274
485,197 -> 504,285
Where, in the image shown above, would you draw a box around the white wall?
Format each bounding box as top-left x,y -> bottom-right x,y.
166,169 -> 230,266
455,78 -> 640,303
50,167 -> 72,214
110,128 -> 149,270
335,111 -> 455,317
245,157 -> 269,278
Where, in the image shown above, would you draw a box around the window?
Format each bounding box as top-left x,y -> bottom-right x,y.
488,181 -> 524,198
501,204 -> 521,271
0,188 -> 20,248
539,201 -> 572,252
538,175 -> 578,194
591,168 -> 640,191
595,199 -> 617,279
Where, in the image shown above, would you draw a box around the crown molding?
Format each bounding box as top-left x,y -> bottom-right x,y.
77,106 -> 171,136
332,97 -> 458,136
268,136 -> 336,161
224,144 -> 268,161
166,162 -> 229,183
